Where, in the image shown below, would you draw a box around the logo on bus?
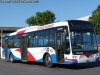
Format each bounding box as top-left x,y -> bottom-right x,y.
38,24 -> 54,30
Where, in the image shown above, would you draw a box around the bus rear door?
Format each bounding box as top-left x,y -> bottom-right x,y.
21,34 -> 28,62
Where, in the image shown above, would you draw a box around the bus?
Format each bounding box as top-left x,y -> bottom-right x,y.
0,20 -> 99,68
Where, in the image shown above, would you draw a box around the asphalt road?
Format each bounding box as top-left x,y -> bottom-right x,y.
0,58 -> 100,75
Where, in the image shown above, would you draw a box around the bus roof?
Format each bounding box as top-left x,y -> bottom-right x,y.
9,21 -> 69,36
6,20 -> 90,36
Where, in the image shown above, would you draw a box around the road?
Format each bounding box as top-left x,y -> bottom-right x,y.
0,58 -> 100,75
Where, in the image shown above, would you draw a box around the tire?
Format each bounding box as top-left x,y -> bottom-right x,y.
10,53 -> 15,63
44,54 -> 53,68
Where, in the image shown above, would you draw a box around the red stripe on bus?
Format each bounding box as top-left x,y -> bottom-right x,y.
17,30 -> 26,35
28,52 -> 36,62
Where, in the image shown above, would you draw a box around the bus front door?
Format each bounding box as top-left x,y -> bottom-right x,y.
21,36 -> 28,62
56,31 -> 65,63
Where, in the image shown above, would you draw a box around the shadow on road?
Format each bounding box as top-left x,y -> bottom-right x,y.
17,61 -> 44,67
54,61 -> 100,70
14,61 -> 100,70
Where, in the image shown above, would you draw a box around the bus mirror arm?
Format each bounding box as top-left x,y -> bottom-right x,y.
65,32 -> 68,36
66,32 -> 68,36
64,29 -> 68,36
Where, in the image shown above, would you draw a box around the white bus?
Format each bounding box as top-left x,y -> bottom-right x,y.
1,20 -> 99,67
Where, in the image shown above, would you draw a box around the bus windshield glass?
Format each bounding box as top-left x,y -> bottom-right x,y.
70,29 -> 98,52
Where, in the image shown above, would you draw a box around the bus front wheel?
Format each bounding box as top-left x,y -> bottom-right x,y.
44,54 -> 53,68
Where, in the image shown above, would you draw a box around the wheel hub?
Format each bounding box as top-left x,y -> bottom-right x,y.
46,57 -> 51,65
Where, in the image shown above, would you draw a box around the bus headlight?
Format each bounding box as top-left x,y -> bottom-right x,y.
95,53 -> 99,58
89,54 -> 95,57
72,56 -> 77,58
79,55 -> 86,58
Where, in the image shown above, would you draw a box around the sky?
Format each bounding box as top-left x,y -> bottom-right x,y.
0,0 -> 100,27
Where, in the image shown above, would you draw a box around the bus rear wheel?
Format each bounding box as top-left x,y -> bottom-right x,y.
10,53 -> 15,63
44,54 -> 53,68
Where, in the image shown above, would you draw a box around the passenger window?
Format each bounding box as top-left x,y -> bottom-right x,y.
44,31 -> 49,46
8,37 -> 14,48
13,36 -> 21,47
50,30 -> 54,46
38,32 -> 44,46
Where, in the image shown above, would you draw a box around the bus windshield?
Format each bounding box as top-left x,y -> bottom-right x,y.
70,29 -> 98,52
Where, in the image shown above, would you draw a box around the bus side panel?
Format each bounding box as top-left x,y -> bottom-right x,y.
27,48 -> 43,62
8,48 -> 21,61
49,47 -> 56,63
50,54 -> 56,63
27,47 -> 57,63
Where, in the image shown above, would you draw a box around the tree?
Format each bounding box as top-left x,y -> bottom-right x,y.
88,5 -> 100,34
26,16 -> 37,26
26,10 -> 56,26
